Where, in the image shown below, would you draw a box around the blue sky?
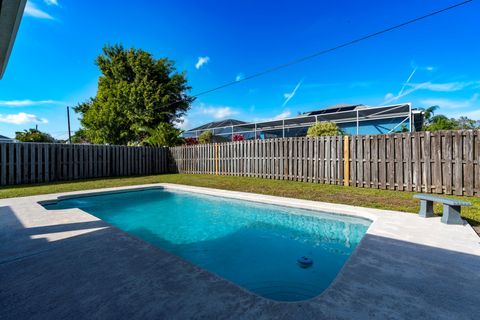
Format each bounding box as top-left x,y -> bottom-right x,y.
1,0 -> 479,139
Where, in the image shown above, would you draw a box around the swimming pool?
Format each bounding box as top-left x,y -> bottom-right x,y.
43,188 -> 370,301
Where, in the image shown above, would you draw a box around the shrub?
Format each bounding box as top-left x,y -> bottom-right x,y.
423,115 -> 459,131
198,130 -> 213,144
184,137 -> 199,145
306,121 -> 342,137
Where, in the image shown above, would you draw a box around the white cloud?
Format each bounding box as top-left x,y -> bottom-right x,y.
235,73 -> 245,82
410,61 -> 436,72
44,0 -> 58,5
0,112 -> 48,125
382,62 -> 480,105
382,65 -> 451,104
251,109 -> 293,123
0,99 -> 59,107
462,109 -> 480,120
195,56 -> 210,70
273,110 -> 291,120
282,79 -> 303,107
383,80 -> 480,105
384,93 -> 394,100
383,81 -> 433,104
175,117 -> 190,129
406,81 -> 479,92
199,105 -> 238,119
24,2 -> 54,20
420,94 -> 479,110
383,81 -> 480,104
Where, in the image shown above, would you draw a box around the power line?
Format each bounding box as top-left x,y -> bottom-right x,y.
149,0 -> 472,112
193,0 -> 473,98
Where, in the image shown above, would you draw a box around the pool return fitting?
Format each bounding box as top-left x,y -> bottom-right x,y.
297,256 -> 313,268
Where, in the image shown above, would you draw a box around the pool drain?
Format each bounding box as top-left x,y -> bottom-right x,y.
297,256 -> 313,268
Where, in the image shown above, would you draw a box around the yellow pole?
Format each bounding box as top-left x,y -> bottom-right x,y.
215,143 -> 219,175
343,136 -> 349,186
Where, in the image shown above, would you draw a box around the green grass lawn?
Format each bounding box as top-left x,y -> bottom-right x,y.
1,173 -> 479,227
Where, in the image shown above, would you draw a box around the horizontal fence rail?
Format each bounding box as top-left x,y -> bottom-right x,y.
170,130 -> 480,197
0,143 -> 169,186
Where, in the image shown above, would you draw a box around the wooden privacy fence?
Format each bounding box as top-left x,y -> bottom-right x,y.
0,143 -> 169,186
1,130 -> 479,196
170,130 -> 480,197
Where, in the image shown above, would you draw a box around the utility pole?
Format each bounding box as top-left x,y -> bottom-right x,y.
67,106 -> 72,144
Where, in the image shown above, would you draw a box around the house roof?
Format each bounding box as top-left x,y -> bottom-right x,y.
0,0 -> 27,79
0,134 -> 13,140
189,119 -> 246,131
303,104 -> 365,116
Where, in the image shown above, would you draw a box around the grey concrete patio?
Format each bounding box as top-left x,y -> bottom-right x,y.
1,184 -> 479,319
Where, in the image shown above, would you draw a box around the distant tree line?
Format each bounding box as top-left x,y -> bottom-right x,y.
15,128 -> 56,143
420,106 -> 479,131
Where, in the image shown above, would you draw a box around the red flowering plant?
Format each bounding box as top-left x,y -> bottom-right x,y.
184,137 -> 199,145
232,133 -> 245,141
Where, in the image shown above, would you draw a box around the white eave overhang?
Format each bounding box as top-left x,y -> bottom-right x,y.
0,0 -> 27,79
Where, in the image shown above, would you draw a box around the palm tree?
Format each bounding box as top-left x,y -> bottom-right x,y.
420,105 -> 439,125
457,116 -> 478,129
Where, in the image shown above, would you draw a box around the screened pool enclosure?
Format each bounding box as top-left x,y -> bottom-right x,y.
183,103 -> 423,141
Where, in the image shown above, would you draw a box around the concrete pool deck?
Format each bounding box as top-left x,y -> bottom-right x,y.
1,183 -> 479,319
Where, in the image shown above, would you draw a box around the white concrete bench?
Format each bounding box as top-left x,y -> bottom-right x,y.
413,194 -> 471,225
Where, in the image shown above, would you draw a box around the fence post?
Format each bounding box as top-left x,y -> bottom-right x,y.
344,135 -> 350,186
215,143 -> 219,175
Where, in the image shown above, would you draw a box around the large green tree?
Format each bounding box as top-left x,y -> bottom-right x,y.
74,44 -> 194,145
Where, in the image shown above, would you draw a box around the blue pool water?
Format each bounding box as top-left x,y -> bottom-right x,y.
43,188 -> 370,301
